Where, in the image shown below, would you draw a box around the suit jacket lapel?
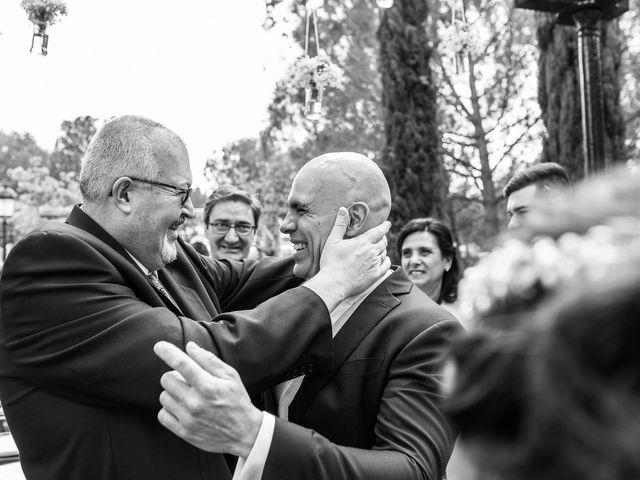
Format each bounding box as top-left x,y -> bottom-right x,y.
288,269 -> 412,423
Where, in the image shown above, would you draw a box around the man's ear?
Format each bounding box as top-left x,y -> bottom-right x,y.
112,177 -> 133,214
345,202 -> 370,237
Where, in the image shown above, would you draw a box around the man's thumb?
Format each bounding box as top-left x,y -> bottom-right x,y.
328,207 -> 349,240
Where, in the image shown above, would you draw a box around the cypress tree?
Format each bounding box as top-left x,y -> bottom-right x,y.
378,0 -> 445,232
537,15 -> 626,181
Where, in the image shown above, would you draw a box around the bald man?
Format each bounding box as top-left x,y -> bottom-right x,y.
154,153 -> 461,480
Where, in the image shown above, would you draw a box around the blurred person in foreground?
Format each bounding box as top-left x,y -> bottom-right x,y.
504,162 -> 570,231
154,152 -> 462,480
444,165 -> 640,480
0,116 -> 391,480
396,218 -> 462,309
203,185 -> 261,261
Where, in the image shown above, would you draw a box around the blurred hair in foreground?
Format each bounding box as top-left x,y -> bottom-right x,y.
446,164 -> 640,480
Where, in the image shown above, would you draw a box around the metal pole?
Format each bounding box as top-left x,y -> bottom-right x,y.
2,217 -> 6,262
573,8 -> 607,176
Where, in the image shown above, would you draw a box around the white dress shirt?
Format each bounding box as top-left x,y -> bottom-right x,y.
233,270 -> 392,480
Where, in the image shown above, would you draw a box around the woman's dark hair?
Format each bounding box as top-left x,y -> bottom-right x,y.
395,217 -> 462,304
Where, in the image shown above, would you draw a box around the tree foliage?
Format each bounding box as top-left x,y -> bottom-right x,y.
48,115 -> 98,179
7,156 -> 81,239
378,0 -> 445,236
263,0 -> 384,160
1,116 -> 97,244
0,131 -> 48,190
436,0 -> 541,248
620,0 -> 640,160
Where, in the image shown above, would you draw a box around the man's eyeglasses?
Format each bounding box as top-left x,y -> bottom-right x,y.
207,221 -> 255,236
128,177 -> 192,206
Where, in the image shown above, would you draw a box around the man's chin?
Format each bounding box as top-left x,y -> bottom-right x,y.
161,240 -> 178,265
293,262 -> 319,280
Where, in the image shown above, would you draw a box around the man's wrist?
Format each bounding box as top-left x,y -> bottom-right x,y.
236,408 -> 264,459
303,271 -> 348,312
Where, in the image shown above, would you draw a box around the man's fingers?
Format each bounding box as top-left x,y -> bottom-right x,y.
158,406 -> 183,437
372,237 -> 388,255
154,341 -> 208,386
185,342 -> 237,380
381,255 -> 391,271
160,370 -> 190,396
327,207 -> 349,240
361,220 -> 391,243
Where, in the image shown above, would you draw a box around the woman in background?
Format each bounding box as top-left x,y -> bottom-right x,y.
396,217 -> 462,305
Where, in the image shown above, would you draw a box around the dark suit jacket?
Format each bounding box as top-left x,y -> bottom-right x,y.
0,206 -> 332,480
261,268 -> 461,480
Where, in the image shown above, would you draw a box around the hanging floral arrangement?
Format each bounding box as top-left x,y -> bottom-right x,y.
438,0 -> 475,75
283,2 -> 341,121
285,54 -> 340,121
20,0 -> 68,56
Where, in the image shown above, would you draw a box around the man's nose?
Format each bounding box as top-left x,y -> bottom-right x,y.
182,197 -> 195,219
224,227 -> 240,242
280,213 -> 294,234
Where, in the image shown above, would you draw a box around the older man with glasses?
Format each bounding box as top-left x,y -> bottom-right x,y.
203,185 -> 261,261
0,115 -> 391,480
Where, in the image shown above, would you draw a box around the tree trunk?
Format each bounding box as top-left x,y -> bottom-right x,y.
467,55 -> 500,237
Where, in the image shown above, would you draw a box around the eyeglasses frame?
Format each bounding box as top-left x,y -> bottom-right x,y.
207,221 -> 256,236
126,176 -> 193,206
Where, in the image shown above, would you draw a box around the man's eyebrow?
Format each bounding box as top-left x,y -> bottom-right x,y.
288,199 -> 308,210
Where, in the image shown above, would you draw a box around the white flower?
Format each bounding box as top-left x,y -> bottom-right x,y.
285,54 -> 341,94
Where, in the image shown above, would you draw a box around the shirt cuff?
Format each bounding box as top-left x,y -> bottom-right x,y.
232,412 -> 275,480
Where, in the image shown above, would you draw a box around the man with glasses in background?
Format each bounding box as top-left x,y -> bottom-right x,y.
0,115 -> 391,480
203,185 -> 260,261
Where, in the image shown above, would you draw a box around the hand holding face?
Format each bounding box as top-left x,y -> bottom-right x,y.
153,341 -> 263,458
316,207 -> 391,298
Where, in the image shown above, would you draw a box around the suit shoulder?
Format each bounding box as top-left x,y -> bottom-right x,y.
2,224 -> 128,284
9,223 -> 105,257
389,287 -> 461,334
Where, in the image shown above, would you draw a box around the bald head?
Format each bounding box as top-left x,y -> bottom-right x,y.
295,152 -> 391,231
281,152 -> 391,279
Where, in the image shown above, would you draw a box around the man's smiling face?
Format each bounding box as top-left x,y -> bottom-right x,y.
279,169 -> 343,280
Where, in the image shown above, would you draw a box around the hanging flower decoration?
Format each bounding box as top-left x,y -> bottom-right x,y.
438,0 -> 475,75
282,2 -> 340,121
285,54 -> 340,121
21,0 -> 67,25
286,55 -> 339,92
20,0 -> 68,56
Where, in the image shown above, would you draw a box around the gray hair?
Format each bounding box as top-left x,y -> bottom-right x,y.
79,115 -> 184,203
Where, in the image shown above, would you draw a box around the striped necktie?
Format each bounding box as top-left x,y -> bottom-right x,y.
148,272 -> 181,313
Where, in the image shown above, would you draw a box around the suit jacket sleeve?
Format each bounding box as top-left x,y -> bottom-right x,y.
0,229 -> 331,410
262,320 -> 459,480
